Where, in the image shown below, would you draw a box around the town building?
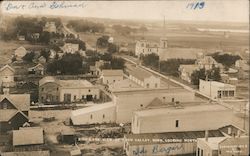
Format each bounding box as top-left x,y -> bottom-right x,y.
61,43 -> 79,54
195,55 -> 221,70
43,21 -> 57,33
131,103 -> 233,134
197,134 -> 249,156
235,59 -> 249,79
124,125 -> 245,156
28,63 -> 44,75
197,136 -> 227,156
71,102 -> 116,125
17,35 -> 25,41
12,127 -> 44,146
127,66 -> 161,89
0,89 -> 30,132
135,40 -> 159,56
124,130 -> 224,156
218,136 -> 249,156
14,46 -> 27,61
71,87 -> 195,125
101,69 -> 124,85
0,65 -> 15,88
37,56 -> 47,64
39,76 -> 100,103
179,64 -> 199,83
199,79 -> 236,99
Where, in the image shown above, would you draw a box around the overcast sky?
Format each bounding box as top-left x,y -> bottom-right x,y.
1,1 -> 249,23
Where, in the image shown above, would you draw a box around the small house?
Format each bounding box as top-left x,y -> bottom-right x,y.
0,65 -> 15,88
101,69 -> 124,85
14,46 -> 27,61
28,63 -> 44,75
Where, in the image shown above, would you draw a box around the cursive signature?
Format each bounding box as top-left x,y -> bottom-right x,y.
4,1 -> 87,11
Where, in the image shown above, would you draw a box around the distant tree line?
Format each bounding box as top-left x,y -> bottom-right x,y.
67,20 -> 105,33
112,25 -> 148,35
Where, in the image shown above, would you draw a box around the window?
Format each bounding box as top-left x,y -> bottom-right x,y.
74,95 -> 76,100
82,95 -> 85,99
146,83 -> 149,88
197,148 -> 200,156
3,103 -> 7,109
201,149 -> 203,156
56,96 -> 59,101
172,98 -> 175,102
88,89 -> 91,92
113,80 -> 115,82
90,114 -> 93,119
218,91 -> 222,98
175,120 -> 179,128
41,96 -> 44,101
155,83 -> 158,88
41,88 -> 44,91
140,104 -> 143,107
103,114 -> 105,119
163,97 -> 165,100
229,90 -> 234,97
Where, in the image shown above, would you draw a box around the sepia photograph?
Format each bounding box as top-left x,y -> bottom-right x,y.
0,0 -> 249,156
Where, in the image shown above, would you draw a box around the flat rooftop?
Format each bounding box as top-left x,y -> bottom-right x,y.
134,103 -> 231,117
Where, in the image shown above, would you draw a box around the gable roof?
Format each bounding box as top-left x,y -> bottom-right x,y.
146,97 -> 164,108
0,94 -> 30,111
13,127 -> 44,146
0,109 -> 18,122
0,64 -> 15,73
102,70 -> 123,76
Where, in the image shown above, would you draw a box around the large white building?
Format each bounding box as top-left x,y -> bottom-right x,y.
199,79 -> 236,99
127,65 -> 161,89
71,102 -> 116,125
131,103 -> 233,134
135,38 -> 167,57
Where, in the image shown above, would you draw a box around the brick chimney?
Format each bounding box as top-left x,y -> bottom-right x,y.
3,88 -> 10,95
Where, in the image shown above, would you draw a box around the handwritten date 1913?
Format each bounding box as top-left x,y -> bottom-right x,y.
186,1 -> 205,10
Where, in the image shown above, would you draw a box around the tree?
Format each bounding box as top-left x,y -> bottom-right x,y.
40,49 -> 51,61
210,52 -> 241,68
110,57 -> 125,70
107,43 -> 118,53
47,53 -> 85,75
191,67 -> 221,85
141,53 -> 159,69
96,36 -> 109,48
22,51 -> 35,62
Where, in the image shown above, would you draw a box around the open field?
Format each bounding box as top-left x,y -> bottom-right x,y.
73,22 -> 249,59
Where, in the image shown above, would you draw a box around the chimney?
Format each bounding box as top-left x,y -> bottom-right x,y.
205,130 -> 209,141
3,88 -> 10,95
228,127 -> 232,135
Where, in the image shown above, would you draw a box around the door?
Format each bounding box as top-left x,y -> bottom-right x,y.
64,94 -> 71,103
86,95 -> 93,101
